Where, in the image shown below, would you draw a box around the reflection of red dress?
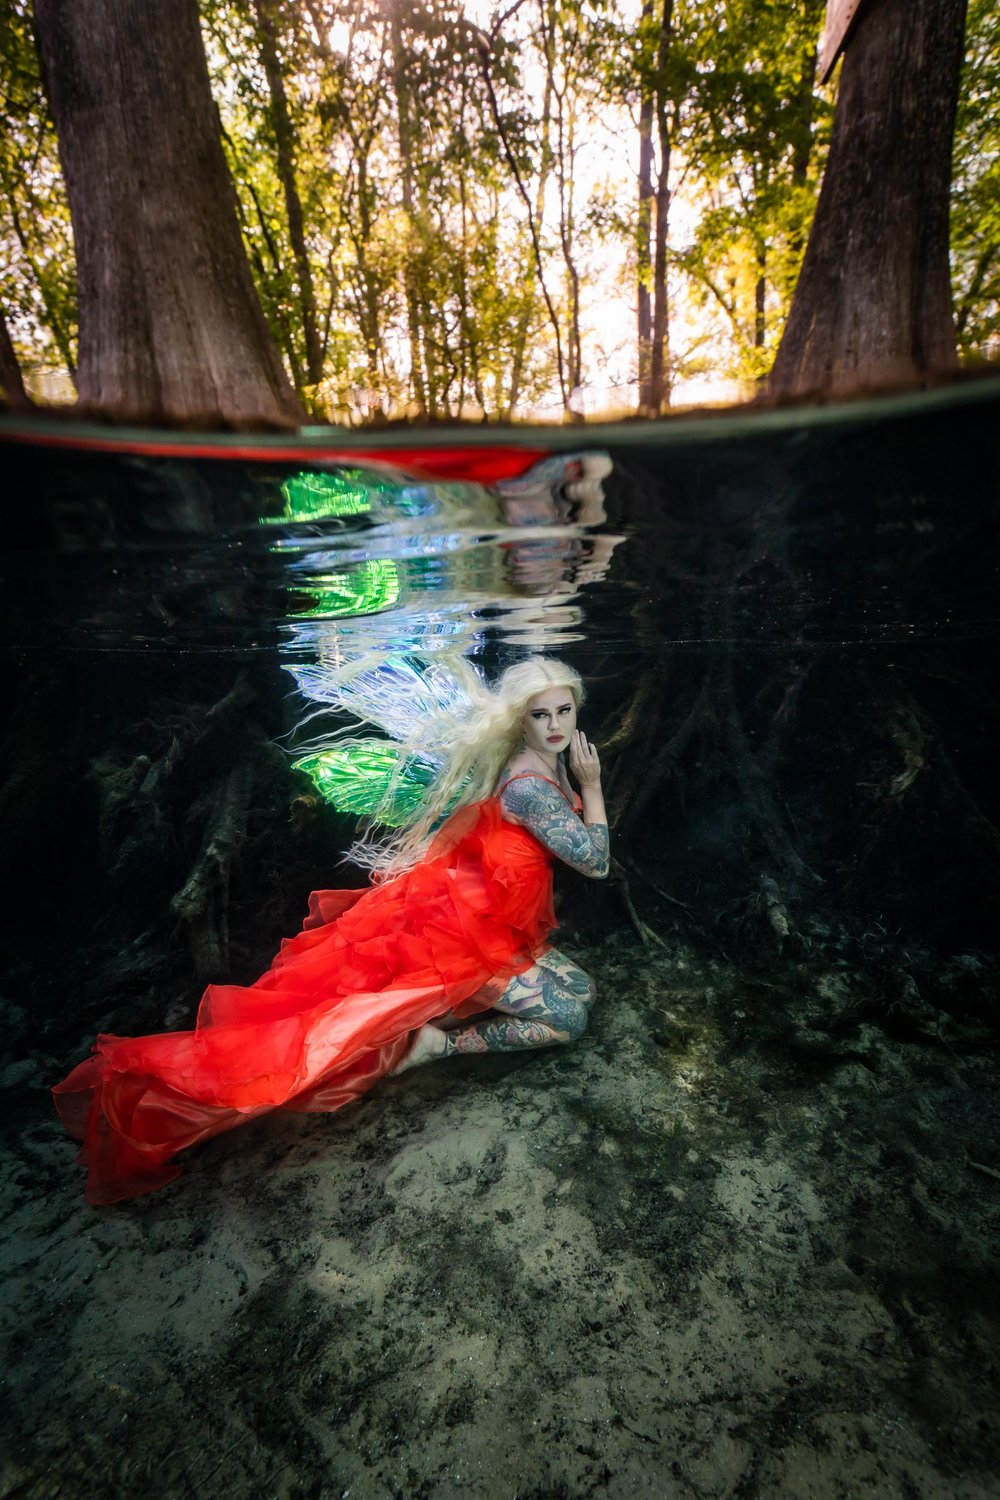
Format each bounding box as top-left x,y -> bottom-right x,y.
53,796 -> 557,1205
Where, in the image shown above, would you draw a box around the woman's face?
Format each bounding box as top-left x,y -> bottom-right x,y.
521,687 -> 577,756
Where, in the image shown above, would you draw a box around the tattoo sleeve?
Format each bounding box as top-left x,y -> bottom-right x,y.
500,777 -> 610,878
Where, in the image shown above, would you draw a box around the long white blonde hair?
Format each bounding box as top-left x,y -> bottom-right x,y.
349,655 -> 584,878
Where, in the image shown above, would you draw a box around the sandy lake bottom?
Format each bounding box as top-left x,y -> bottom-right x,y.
2,930 -> 999,1500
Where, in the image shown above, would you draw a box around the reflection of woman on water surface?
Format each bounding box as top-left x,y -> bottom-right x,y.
54,657 -> 609,1203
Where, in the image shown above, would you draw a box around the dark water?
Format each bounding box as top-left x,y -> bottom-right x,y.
2,383 -> 998,977
2,387 -> 1000,1499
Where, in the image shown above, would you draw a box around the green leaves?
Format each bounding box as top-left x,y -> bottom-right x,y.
663,0 -> 830,386
952,0 -> 1000,356
5,0 -> 994,415
0,0 -> 77,394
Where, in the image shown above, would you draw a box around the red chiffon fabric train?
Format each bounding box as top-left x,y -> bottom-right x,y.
53,798 -> 556,1204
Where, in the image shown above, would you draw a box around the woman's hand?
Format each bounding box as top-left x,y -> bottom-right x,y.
568,729 -> 601,786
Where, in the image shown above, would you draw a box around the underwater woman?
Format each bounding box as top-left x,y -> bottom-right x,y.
53,656 -> 609,1203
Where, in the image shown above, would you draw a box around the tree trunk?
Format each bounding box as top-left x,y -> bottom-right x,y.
385,0 -> 429,418
254,0 -> 324,392
790,29 -> 819,189
637,58 -> 654,413
0,307 -> 34,409
769,0 -> 968,398
33,0 -> 304,428
556,88 -> 584,423
477,17 -> 567,414
755,249 -> 766,349
506,85 -> 556,419
647,0 -> 673,413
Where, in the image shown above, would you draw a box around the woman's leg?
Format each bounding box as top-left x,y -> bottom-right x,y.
535,947 -> 597,1009
393,952 -> 594,1070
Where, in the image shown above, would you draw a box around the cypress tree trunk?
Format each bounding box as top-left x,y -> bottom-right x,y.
33,0 -> 304,428
769,0 -> 968,398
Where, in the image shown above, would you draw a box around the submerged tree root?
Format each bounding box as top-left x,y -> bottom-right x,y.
171,760 -> 255,978
591,498 -> 1000,959
0,661 -> 320,1023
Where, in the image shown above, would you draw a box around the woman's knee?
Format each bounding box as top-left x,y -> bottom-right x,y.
563,965 -> 596,1010
499,962 -> 591,1043
558,996 -> 589,1043
543,951 -> 596,1008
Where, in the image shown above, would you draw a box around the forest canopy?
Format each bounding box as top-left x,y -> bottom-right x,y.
1,0 -> 998,423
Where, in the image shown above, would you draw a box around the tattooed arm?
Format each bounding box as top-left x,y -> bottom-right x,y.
500,776 -> 610,878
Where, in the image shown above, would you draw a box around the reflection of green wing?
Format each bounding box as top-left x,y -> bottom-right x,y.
289,558 -> 401,618
278,470 -> 373,521
294,742 -> 437,825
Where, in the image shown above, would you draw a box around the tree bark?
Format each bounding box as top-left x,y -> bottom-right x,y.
33,0 -> 304,427
769,0 -> 968,398
0,307 -> 34,409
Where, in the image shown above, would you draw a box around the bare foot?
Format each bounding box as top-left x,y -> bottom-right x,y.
389,1023 -> 449,1075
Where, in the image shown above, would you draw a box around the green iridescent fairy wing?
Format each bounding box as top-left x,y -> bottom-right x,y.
293,741 -> 438,826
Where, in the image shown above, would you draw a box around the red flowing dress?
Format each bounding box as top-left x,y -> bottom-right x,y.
53,783 -> 567,1205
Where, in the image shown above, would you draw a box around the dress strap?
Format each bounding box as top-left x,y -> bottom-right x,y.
498,771 -> 580,811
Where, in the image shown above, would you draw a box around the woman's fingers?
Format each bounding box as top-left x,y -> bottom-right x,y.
570,730 -> 601,782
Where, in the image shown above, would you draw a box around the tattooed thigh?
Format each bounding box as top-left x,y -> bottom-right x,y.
495,963 -> 589,1042
537,948 -> 597,1007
